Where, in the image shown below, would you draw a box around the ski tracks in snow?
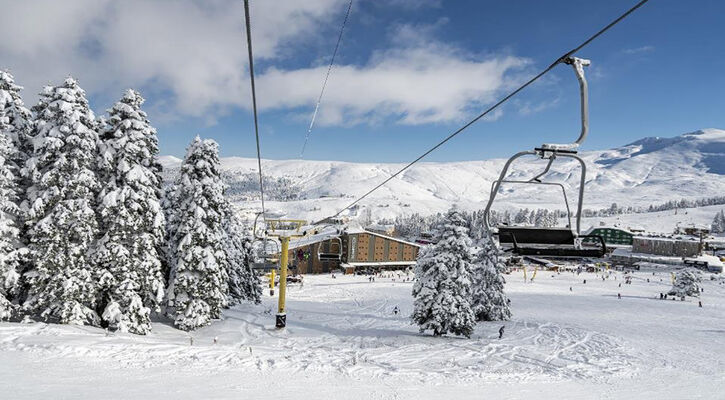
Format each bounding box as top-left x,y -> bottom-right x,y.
0,279 -> 640,385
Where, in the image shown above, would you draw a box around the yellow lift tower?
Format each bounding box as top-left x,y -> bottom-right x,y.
257,217 -> 307,328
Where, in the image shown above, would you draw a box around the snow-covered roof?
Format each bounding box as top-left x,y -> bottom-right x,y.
633,235 -> 700,243
684,254 -> 724,267
585,225 -> 634,235
288,227 -> 342,250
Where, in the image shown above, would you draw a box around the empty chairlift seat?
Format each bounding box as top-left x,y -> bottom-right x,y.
497,226 -> 606,258
318,237 -> 343,262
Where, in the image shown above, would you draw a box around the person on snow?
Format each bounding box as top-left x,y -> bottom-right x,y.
499,326 -> 505,339
393,306 -> 399,315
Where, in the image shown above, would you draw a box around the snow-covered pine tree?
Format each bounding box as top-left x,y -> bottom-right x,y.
514,208 -> 530,225
0,131 -> 22,320
470,227 -> 511,322
710,210 -> 725,234
160,183 -> 178,285
0,71 -> 32,302
0,71 -> 33,186
222,211 -> 261,305
412,207 -> 476,337
166,137 -> 229,331
668,268 -> 702,298
95,90 -> 165,334
23,78 -> 100,325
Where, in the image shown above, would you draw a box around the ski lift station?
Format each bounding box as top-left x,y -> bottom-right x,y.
285,228 -> 420,274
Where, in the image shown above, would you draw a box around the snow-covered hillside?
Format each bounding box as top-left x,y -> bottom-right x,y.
160,129 -> 725,223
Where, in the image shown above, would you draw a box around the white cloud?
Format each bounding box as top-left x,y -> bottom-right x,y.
623,45 -> 655,55
517,97 -> 561,116
256,43 -> 527,126
0,0 -> 345,114
0,0 -> 528,127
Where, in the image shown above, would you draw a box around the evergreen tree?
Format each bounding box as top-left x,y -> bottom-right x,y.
0,132 -> 22,320
160,183 -> 178,285
711,210 -> 725,234
23,78 -> 100,325
0,71 -> 33,186
470,229 -> 511,322
95,90 -> 165,334
166,137 -> 228,331
514,208 -> 530,224
0,71 -> 33,304
412,207 -> 475,337
668,268 -> 702,298
222,211 -> 261,305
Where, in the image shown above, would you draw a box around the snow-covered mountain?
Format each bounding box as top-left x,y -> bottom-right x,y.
159,129 -> 725,222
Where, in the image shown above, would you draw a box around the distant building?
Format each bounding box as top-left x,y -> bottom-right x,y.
287,228 -> 420,274
583,226 -> 634,246
414,231 -> 436,245
632,236 -> 701,257
365,223 -> 396,236
676,223 -> 710,237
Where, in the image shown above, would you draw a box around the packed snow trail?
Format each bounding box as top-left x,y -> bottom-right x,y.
2,269 -> 725,399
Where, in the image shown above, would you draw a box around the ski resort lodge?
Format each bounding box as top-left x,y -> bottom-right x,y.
583,225 -> 635,246
286,228 -> 420,274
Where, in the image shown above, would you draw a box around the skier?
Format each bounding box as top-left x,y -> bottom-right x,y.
498,325 -> 505,339
659,293 -> 663,300
393,306 -> 399,315
699,301 -> 703,308
583,279 -> 586,284
569,286 -> 573,292
617,293 -> 621,299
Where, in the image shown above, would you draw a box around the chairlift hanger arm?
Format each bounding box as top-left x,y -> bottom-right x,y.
484,57 -> 591,235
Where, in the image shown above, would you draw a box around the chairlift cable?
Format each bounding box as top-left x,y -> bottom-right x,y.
299,0 -> 354,159
314,0 -> 650,225
243,0 -> 266,219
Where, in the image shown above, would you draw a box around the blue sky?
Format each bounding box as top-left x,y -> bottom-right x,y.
1,0 -> 724,162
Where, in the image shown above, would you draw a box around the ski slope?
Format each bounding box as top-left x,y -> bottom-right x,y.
2,269 -> 724,399
581,204 -> 725,234
161,129 -> 725,224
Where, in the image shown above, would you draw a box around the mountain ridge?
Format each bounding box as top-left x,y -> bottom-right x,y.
159,129 -> 725,221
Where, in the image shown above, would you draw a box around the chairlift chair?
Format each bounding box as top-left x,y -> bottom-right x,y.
251,212 -> 281,270
251,237 -> 280,270
483,57 -> 606,258
317,236 -> 343,262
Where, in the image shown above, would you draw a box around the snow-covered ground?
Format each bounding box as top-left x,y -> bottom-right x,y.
2,269 -> 724,399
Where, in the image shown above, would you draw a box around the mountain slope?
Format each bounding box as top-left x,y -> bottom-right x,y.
160,129 -> 725,222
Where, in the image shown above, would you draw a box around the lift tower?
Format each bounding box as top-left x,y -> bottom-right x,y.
262,219 -> 306,328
